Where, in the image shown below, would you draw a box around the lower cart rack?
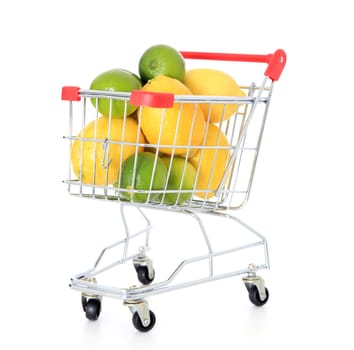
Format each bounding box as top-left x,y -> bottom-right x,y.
69,205 -> 270,331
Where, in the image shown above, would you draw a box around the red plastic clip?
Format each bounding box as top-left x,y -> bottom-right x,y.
61,86 -> 81,101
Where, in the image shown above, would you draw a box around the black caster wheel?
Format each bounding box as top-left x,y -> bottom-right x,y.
83,298 -> 101,321
132,310 -> 156,332
136,266 -> 155,285
248,285 -> 269,306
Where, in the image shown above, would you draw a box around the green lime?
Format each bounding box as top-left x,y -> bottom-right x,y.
161,156 -> 197,204
118,152 -> 168,203
90,68 -> 142,118
138,44 -> 185,84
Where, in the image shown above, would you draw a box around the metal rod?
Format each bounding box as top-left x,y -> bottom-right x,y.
183,210 -> 214,277
70,263 -> 268,301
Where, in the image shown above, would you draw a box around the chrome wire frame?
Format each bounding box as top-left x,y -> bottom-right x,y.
70,203 -> 269,301
64,76 -> 274,303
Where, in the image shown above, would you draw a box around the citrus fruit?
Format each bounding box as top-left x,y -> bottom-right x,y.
184,68 -> 245,123
139,44 -> 185,84
90,68 -> 142,118
161,156 -> 197,205
190,124 -> 230,199
71,116 -> 145,185
118,152 -> 168,203
139,75 -> 206,156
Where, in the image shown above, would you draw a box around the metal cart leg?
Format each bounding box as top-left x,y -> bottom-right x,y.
183,209 -> 214,276
121,205 -> 155,284
120,204 -> 153,260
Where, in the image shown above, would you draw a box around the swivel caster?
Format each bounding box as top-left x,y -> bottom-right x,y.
80,278 -> 102,321
132,310 -> 156,332
124,299 -> 156,332
243,263 -> 269,307
82,296 -> 102,320
136,265 -> 155,285
248,285 -> 269,306
133,246 -> 155,285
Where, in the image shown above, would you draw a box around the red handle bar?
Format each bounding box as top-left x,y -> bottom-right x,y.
180,49 -> 286,81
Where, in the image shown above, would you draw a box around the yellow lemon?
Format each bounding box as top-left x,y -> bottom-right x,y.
184,68 -> 245,123
190,124 -> 230,199
71,116 -> 145,185
139,75 -> 206,156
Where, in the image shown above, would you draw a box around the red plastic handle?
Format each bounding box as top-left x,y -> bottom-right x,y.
61,86 -> 81,101
180,49 -> 286,81
130,90 -> 174,108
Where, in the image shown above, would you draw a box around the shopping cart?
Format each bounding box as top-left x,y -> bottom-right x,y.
61,49 -> 286,332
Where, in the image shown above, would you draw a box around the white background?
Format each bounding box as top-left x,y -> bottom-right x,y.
1,0 -> 353,349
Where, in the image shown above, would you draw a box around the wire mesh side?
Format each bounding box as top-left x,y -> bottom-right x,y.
63,79 -> 273,211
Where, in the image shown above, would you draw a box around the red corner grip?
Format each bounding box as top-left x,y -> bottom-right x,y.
264,49 -> 287,81
130,90 -> 174,108
61,86 -> 81,101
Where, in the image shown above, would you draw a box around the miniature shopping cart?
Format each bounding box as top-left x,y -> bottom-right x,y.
61,49 -> 286,332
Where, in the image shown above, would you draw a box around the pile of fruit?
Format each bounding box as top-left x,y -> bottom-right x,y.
71,44 -> 245,204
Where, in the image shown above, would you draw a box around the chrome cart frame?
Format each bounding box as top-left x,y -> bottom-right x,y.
62,49 -> 286,331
